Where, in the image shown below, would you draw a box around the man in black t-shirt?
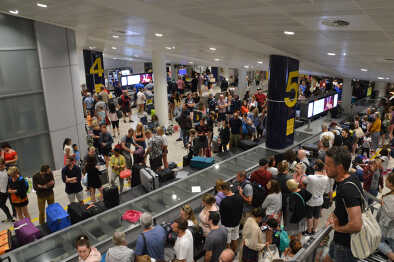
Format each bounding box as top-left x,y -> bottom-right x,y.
229,112 -> 242,149
219,182 -> 243,252
325,146 -> 362,262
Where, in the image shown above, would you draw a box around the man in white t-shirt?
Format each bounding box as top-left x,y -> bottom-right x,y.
136,87 -> 146,114
302,159 -> 331,235
320,124 -> 335,148
172,217 -> 194,262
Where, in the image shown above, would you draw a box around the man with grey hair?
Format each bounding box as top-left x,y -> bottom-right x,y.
135,212 -> 166,262
106,231 -> 135,262
297,149 -> 310,167
320,123 -> 335,147
219,248 -> 235,262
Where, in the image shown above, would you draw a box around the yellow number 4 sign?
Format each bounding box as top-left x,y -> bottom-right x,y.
89,57 -> 104,77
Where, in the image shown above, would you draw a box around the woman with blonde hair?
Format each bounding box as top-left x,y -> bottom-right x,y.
133,122 -> 146,149
7,167 -> 30,220
157,126 -> 168,169
180,204 -> 198,227
199,193 -> 218,236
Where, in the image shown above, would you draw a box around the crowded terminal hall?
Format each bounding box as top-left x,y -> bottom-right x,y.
1,3 -> 394,262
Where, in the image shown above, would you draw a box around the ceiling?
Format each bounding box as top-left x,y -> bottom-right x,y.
1,0 -> 394,80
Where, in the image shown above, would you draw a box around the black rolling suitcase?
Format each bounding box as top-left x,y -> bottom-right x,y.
157,168 -> 175,183
85,202 -> 106,217
103,186 -> 120,209
239,140 -> 258,150
68,203 -> 90,224
131,163 -> 145,186
183,155 -> 191,167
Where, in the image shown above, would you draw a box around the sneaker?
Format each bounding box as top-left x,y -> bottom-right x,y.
176,138 -> 182,141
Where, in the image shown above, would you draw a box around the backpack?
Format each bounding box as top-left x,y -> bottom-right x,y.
18,176 -> 29,193
273,227 -> 290,252
251,182 -> 267,208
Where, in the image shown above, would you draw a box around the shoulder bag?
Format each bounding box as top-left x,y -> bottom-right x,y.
342,181 -> 381,259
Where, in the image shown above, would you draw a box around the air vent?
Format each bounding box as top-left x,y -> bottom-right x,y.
321,19 -> 350,28
384,58 -> 394,62
115,30 -> 127,34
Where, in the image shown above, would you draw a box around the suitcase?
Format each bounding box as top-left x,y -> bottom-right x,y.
140,116 -> 148,125
85,203 -> 106,217
239,140 -> 258,150
140,168 -> 160,192
190,156 -> 215,170
103,186 -> 120,209
46,203 -> 71,232
183,155 -> 191,167
133,147 -> 145,165
0,230 -> 11,255
302,143 -> 319,158
131,163 -> 145,187
97,165 -> 109,185
157,168 -> 175,183
14,218 -> 41,246
67,202 -> 90,224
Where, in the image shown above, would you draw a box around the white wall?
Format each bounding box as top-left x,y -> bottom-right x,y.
35,22 -> 87,169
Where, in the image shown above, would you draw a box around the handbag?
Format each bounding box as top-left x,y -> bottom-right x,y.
120,169 -> 132,179
322,193 -> 332,209
82,174 -> 88,186
122,210 -> 142,223
343,182 -> 382,259
259,244 -> 280,262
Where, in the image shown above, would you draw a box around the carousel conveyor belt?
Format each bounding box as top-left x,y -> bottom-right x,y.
0,130 -> 319,262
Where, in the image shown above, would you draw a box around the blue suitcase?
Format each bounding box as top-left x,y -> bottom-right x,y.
190,156 -> 215,170
46,203 -> 71,232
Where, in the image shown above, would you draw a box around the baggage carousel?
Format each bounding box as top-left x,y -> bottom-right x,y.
1,130 -> 318,262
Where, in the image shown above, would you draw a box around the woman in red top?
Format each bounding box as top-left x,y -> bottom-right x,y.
1,143 -> 18,168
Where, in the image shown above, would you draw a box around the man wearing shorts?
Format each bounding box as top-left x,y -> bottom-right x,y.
61,156 -> 83,204
219,182 -> 243,252
303,160 -> 331,235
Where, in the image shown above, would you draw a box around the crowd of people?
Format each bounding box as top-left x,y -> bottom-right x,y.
73,144 -> 393,262
0,72 -> 393,262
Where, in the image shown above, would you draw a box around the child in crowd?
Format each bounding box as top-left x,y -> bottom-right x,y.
282,239 -> 302,261
72,144 -> 81,166
362,133 -> 371,158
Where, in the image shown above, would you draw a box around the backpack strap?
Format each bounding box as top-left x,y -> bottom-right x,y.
293,192 -> 305,206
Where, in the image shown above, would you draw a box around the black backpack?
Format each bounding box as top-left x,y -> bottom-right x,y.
188,225 -> 205,260
251,182 -> 267,208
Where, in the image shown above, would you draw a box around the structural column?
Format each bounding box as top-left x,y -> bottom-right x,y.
237,68 -> 248,98
375,81 -> 386,98
35,22 -> 87,169
152,51 -> 169,127
341,78 -> 352,114
266,55 -> 299,149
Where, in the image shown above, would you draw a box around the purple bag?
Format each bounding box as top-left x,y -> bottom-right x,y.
14,218 -> 41,245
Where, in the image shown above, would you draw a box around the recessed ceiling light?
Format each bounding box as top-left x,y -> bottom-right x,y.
154,33 -> 163,37
209,47 -> 216,51
112,35 -> 119,39
188,61 -> 193,64
112,58 -> 118,60
343,52 -> 347,56
378,77 -> 385,80
257,61 -> 263,64
172,46 -> 175,49
126,30 -> 139,36
37,3 -> 47,8
88,46 -> 96,50
327,52 -> 336,56
244,65 -> 250,69
386,77 -> 390,80
9,10 -> 19,14
112,46 -> 117,50
214,58 -> 220,61
360,68 -> 368,72
284,31 -> 295,35
165,47 -> 172,50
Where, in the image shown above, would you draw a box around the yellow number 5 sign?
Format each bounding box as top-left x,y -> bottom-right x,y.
284,71 -> 299,108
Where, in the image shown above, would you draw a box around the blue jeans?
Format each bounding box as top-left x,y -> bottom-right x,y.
182,129 -> 189,148
329,242 -> 357,262
379,237 -> 394,256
